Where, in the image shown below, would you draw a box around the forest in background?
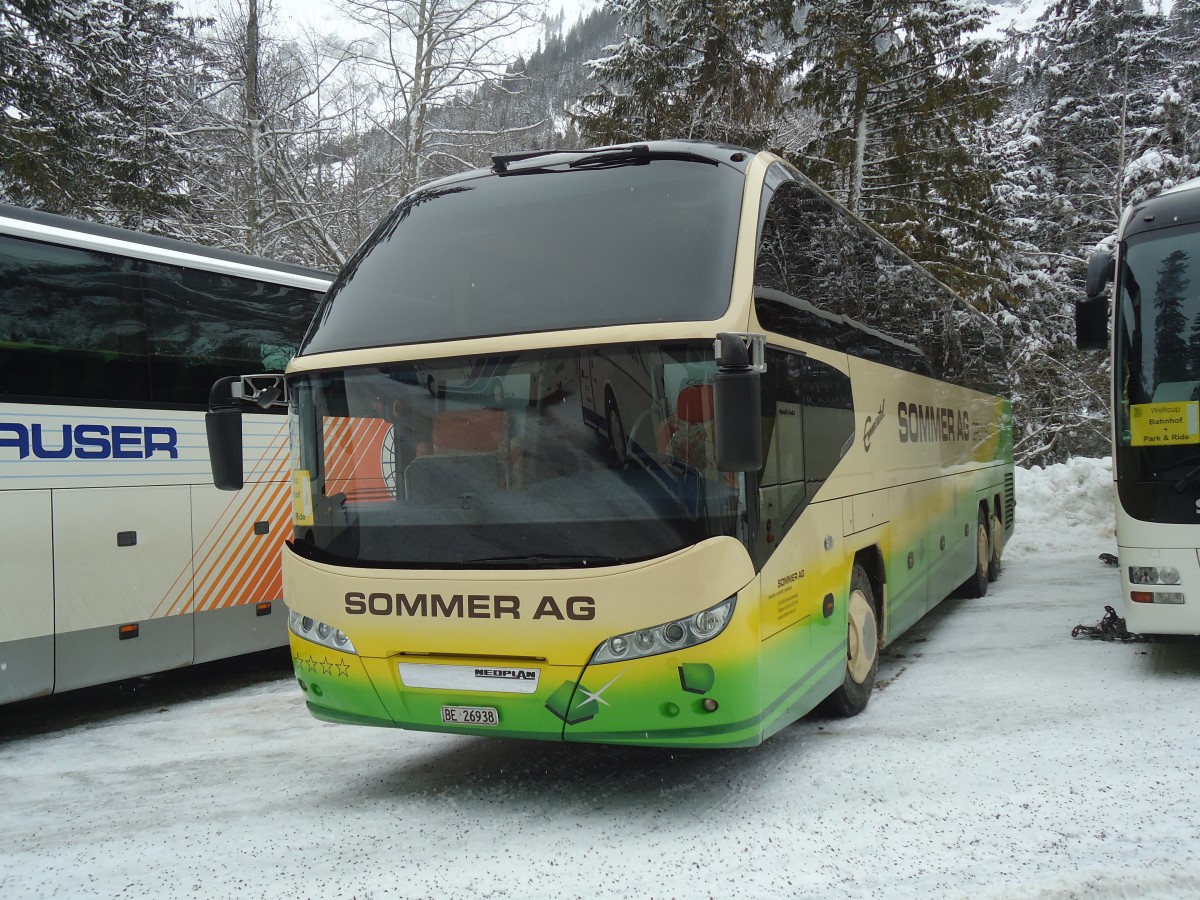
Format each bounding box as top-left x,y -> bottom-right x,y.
3,0 -> 1199,465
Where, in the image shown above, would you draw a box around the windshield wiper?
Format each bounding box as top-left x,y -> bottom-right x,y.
493,144 -> 719,176
462,553 -> 623,568
1142,451 -> 1200,492
568,145 -> 719,169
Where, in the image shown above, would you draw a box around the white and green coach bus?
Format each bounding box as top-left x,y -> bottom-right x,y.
0,204 -> 331,704
209,141 -> 1015,747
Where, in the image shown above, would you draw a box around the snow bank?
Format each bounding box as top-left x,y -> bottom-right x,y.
1008,456 -> 1115,555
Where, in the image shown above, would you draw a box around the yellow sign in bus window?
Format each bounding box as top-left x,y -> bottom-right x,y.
291,470 -> 315,526
1129,401 -> 1200,446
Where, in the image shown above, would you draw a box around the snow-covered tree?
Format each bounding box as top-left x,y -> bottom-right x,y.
573,0 -> 793,148
0,0 -> 204,228
987,0 -> 1174,465
339,0 -> 542,196
791,0 -> 1004,297
184,0 -> 361,266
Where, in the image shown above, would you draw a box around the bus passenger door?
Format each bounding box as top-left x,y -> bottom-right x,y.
0,490 -> 54,703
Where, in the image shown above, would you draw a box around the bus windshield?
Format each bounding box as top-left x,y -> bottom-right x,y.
288,342 -> 742,568
1115,222 -> 1200,483
298,159 -> 744,355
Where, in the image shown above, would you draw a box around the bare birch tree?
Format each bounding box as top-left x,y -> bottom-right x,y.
339,0 -> 543,196
187,0 -> 361,266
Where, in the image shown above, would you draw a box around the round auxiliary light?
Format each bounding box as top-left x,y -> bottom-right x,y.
692,610 -> 721,636
334,630 -> 350,647
662,622 -> 686,646
317,622 -> 332,641
301,616 -> 315,633
608,636 -> 629,657
1159,566 -> 1181,585
634,630 -> 656,652
1129,567 -> 1156,585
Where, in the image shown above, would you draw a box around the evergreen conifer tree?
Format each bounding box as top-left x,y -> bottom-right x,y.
573,0 -> 792,148
792,0 -> 1005,297
0,0 -> 204,228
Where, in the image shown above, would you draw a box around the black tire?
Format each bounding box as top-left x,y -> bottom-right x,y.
822,563 -> 880,718
957,506 -> 990,598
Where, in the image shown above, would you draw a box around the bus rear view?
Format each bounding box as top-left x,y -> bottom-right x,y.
1080,177 -> 1200,634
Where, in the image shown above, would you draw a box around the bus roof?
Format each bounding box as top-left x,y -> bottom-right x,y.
0,203 -> 332,283
1125,179 -> 1200,239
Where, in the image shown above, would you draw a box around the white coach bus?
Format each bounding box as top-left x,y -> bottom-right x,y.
0,204 -> 332,704
1080,177 -> 1200,634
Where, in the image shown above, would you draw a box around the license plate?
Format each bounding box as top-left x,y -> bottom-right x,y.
441,705 -> 499,726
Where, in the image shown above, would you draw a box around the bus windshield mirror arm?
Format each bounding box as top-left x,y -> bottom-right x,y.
205,374 -> 286,492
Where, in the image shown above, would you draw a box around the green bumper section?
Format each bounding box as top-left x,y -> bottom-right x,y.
291,637 -> 394,727
361,656 -> 588,741
557,650 -> 765,748
291,624 -> 842,748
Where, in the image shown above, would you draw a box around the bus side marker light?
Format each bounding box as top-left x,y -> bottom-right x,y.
256,602 -> 272,616
118,624 -> 139,640
822,594 -> 835,618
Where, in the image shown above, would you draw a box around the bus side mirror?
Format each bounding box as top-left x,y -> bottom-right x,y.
1077,249 -> 1113,351
713,333 -> 763,472
206,375 -> 245,491
206,409 -> 244,491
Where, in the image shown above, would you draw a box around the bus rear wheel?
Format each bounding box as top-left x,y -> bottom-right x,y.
823,563 -> 879,718
988,507 -> 1003,582
958,506 -> 990,598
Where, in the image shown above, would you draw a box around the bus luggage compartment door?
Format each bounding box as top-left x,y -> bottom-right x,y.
0,490 -> 54,703
52,486 -> 194,692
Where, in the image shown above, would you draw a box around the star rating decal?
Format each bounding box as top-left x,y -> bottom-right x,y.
293,652 -> 351,678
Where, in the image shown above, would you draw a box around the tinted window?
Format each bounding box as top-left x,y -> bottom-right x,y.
288,342 -> 741,568
0,235 -> 150,402
752,348 -> 854,567
0,233 -> 323,406
300,160 -> 745,355
142,263 -> 322,405
753,166 -> 1007,394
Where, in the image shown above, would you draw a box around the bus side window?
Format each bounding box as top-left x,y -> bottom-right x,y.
755,348 -> 854,567
143,263 -> 322,406
0,234 -> 149,403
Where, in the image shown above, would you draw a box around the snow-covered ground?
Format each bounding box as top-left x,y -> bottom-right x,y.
4,457 -> 1200,899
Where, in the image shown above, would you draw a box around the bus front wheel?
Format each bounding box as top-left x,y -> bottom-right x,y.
823,563 -> 879,718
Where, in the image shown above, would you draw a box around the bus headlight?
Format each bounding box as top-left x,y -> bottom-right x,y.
589,596 -> 736,664
289,609 -> 357,654
1129,566 -> 1181,585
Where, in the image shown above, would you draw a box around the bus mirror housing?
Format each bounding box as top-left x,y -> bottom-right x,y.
713,332 -> 764,472
205,408 -> 244,491
205,374 -> 287,491
1077,248 -> 1113,351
